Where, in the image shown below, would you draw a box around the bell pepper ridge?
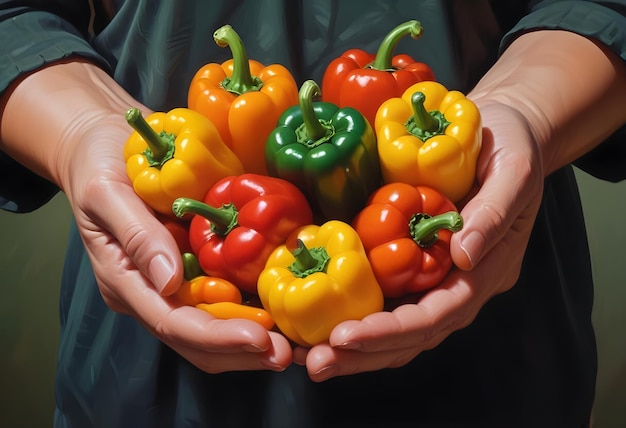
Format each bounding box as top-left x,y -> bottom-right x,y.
213,25 -> 263,95
409,211 -> 463,247
172,197 -> 238,236
125,107 -> 175,166
371,20 -> 424,71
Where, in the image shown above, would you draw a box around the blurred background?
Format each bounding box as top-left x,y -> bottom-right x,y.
1,168 -> 625,427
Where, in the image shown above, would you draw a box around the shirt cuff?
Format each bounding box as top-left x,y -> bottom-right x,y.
501,1 -> 626,61
0,10 -> 108,212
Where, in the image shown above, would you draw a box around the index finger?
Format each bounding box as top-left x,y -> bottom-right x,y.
327,268 -> 478,352
328,224 -> 525,353
450,105 -> 543,270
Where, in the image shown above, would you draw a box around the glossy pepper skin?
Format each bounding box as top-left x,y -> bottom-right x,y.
187,25 -> 299,175
196,302 -> 275,330
124,107 -> 244,216
156,213 -> 193,254
265,80 -> 381,223
172,173 -> 313,295
375,80 -> 482,203
352,183 -> 463,298
321,20 -> 435,128
173,253 -> 243,306
257,220 -> 384,347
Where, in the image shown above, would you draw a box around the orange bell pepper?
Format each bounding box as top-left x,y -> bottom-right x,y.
196,302 -> 275,330
188,25 -> 299,175
352,183 -> 463,298
173,253 -> 242,306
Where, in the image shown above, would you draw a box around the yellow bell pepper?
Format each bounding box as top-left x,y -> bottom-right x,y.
124,107 -> 245,216
257,220 -> 384,347
374,81 -> 482,203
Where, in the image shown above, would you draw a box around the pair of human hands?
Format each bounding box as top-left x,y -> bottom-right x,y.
65,94 -> 543,381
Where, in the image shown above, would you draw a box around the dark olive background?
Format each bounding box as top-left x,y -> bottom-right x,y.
1,168 -> 625,427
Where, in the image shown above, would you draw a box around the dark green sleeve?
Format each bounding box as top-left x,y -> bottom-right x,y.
502,1 -> 626,182
0,4 -> 109,212
502,1 -> 626,60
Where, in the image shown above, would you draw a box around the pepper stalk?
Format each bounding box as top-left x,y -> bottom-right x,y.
409,211 -> 463,247
406,91 -> 451,142
182,252 -> 204,281
213,24 -> 263,95
288,239 -> 330,278
296,80 -> 334,146
370,20 -> 424,71
125,107 -> 175,167
172,197 -> 239,236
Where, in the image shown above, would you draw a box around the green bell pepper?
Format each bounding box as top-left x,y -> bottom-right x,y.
265,80 -> 382,223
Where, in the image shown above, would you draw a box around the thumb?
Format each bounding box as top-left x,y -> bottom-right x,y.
82,178 -> 184,295
449,124 -> 542,271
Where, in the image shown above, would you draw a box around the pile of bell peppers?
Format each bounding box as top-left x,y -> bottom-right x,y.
120,21 -> 481,341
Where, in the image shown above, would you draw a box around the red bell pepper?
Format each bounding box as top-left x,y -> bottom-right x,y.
321,20 -> 435,128
352,182 -> 463,298
172,174 -> 313,295
156,213 -> 193,254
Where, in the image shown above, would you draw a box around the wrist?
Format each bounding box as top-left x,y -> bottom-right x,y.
0,59 -> 144,191
469,30 -> 626,177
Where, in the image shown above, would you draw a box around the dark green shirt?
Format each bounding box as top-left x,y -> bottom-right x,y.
1,1 -> 626,427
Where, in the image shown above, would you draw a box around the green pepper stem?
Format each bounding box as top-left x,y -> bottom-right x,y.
371,20 -> 424,71
411,92 -> 438,132
409,211 -> 463,247
214,24 -> 262,94
125,107 -> 173,163
299,80 -> 331,142
172,197 -> 238,236
292,239 -> 316,271
406,92 -> 451,142
287,239 -> 331,278
182,252 -> 204,281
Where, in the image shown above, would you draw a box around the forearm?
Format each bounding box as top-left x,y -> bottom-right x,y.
469,30 -> 626,176
0,59 -> 143,190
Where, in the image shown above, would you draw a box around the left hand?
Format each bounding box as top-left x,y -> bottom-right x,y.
294,101 -> 545,381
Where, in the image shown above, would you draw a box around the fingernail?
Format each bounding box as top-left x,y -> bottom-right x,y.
149,254 -> 175,293
312,365 -> 336,380
244,343 -> 267,352
460,231 -> 485,268
337,341 -> 361,350
260,355 -> 285,371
